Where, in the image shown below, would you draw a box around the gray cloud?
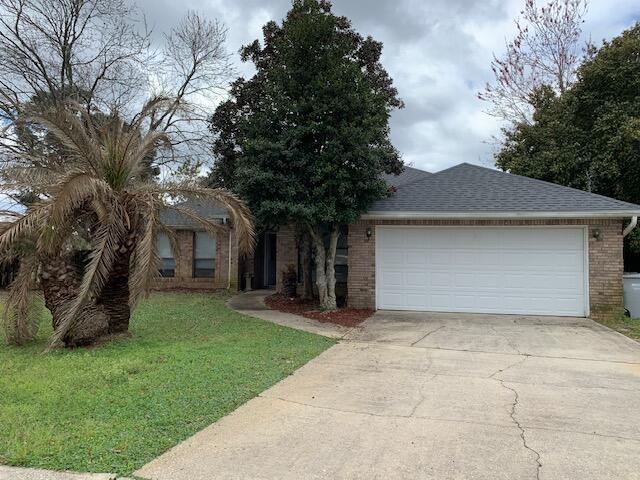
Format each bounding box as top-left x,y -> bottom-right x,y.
135,0 -> 639,173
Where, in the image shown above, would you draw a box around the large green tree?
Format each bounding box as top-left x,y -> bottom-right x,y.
208,0 -> 403,310
496,23 -> 640,264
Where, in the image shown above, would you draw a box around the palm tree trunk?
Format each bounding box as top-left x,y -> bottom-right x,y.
40,254 -> 110,347
98,237 -> 134,334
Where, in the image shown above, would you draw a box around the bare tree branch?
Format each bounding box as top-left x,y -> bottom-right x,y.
479,0 -> 588,124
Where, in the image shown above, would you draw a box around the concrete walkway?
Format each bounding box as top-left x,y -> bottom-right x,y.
137,307 -> 640,480
0,466 -> 129,480
227,290 -> 352,339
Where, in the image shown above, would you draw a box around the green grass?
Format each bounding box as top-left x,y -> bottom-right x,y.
0,292 -> 334,475
596,314 -> 640,342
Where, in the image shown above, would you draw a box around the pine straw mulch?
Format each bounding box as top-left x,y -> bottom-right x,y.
264,294 -> 373,328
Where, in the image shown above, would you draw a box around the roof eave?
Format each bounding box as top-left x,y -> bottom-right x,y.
362,210 -> 640,220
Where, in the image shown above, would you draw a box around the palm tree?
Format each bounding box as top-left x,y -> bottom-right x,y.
0,100 -> 254,348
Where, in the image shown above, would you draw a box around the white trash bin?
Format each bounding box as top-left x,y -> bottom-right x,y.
623,273 -> 640,317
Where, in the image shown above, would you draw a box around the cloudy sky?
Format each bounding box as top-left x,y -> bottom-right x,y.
137,0 -> 638,173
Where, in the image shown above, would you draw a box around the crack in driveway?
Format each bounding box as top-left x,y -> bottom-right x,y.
497,378 -> 543,480
410,325 -> 446,346
489,355 -> 543,479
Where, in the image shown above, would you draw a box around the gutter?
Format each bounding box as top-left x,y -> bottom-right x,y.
361,210 -> 640,220
623,216 -> 638,237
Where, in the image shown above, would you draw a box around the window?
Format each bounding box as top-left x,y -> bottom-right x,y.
193,231 -> 216,278
156,232 -> 175,277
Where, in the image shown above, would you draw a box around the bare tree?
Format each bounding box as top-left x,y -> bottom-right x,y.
0,0 -> 149,133
479,0 -> 588,124
0,0 -> 231,194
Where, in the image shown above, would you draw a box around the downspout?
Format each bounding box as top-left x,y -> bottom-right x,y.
623,216 -> 638,238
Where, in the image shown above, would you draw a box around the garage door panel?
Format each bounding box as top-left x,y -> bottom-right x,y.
378,249 -> 403,266
406,271 -> 428,287
405,293 -> 428,309
454,272 -> 477,288
376,227 -> 586,316
430,251 -> 452,265
379,270 -> 403,288
476,273 -> 502,288
430,271 -> 451,287
379,292 -> 403,308
430,293 -> 452,309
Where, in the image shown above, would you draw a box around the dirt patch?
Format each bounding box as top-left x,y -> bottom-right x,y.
265,294 -> 373,328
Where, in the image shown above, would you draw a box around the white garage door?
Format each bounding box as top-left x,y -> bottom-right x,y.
376,227 -> 587,316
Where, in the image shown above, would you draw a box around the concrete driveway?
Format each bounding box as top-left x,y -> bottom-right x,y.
137,311 -> 640,480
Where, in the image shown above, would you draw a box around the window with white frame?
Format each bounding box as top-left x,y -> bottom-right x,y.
193,231 -> 216,278
156,232 -> 175,277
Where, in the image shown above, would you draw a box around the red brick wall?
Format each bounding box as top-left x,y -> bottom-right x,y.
588,220 -> 624,320
154,227 -> 237,291
347,218 -> 624,320
275,224 -> 298,293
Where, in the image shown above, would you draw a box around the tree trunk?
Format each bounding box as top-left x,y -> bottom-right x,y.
98,234 -> 135,334
325,226 -> 339,310
308,224 -> 339,311
39,230 -> 136,347
40,254 -> 110,347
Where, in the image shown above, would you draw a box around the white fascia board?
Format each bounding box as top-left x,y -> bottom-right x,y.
361,210 -> 640,220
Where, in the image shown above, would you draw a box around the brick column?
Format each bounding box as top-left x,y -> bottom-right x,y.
275,224 -> 298,293
174,230 -> 193,279
588,221 -> 624,320
347,221 -> 376,309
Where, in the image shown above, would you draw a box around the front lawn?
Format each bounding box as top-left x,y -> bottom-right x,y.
596,314 -> 640,342
0,292 -> 334,476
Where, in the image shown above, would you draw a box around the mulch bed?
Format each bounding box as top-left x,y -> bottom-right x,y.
264,294 -> 373,328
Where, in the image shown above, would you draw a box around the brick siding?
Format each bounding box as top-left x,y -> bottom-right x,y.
275,224 -> 298,293
154,226 -> 239,291
347,218 -> 624,320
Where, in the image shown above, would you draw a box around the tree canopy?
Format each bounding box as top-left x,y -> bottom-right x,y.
207,0 -> 403,309
496,23 -> 640,267
208,0 -> 403,229
496,23 -> 640,203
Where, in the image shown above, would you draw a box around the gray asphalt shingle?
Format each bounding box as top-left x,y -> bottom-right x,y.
381,166 -> 432,187
370,163 -> 640,214
160,198 -> 228,228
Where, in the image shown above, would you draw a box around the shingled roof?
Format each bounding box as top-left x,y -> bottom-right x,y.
160,198 -> 228,228
367,163 -> 640,217
381,166 -> 432,188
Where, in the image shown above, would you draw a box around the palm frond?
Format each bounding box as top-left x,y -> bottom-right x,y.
142,184 -> 255,255
162,205 -> 228,235
39,173 -> 113,253
24,106 -> 101,174
128,194 -> 161,308
0,165 -> 64,194
125,130 -> 171,183
0,204 -> 50,254
131,96 -> 174,130
3,253 -> 41,345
